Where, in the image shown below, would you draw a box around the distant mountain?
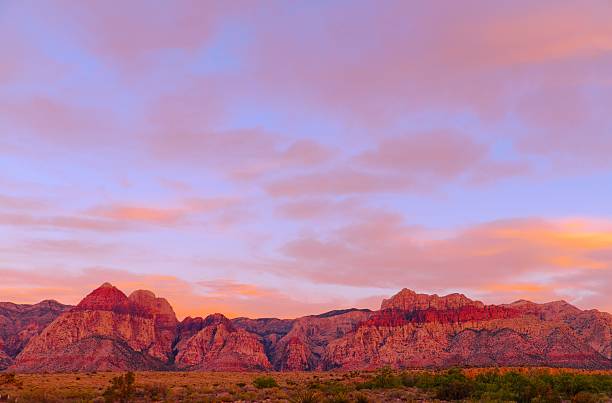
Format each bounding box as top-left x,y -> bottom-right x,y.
0,299 -> 72,370
4,284 -> 612,372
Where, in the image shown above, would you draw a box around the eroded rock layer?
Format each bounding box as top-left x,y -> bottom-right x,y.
5,284 -> 612,372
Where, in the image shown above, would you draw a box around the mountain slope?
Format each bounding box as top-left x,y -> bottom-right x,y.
4,284 -> 612,372
10,283 -> 176,372
0,299 -> 72,370
322,290 -> 612,369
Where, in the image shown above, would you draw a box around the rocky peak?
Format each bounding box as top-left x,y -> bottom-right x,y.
381,288 -> 484,311
74,282 -> 129,313
203,313 -> 234,331
128,290 -> 177,322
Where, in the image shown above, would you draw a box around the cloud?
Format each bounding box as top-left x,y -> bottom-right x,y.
276,198 -> 364,220
0,96 -> 111,145
88,205 -> 186,225
149,128 -> 334,181
266,169 -> 416,197
36,0 -> 248,71
0,194 -> 48,211
0,267 -> 345,319
0,212 -> 128,232
357,131 -> 487,178
0,196 -> 242,233
273,214 -> 612,310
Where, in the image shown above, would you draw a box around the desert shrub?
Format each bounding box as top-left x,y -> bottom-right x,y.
253,375 -> 278,389
0,373 -> 19,386
291,389 -> 319,403
350,368 -> 612,402
354,393 -> 369,403
324,392 -> 350,403
572,391 -> 603,403
308,379 -> 350,397
142,383 -> 170,400
357,367 -> 402,389
103,371 -> 136,403
16,389 -> 58,403
236,382 -> 246,388
434,368 -> 474,401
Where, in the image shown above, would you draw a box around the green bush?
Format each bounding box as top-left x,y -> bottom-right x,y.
353,368 -> 612,402
357,367 -> 402,389
434,368 -> 474,401
253,375 -> 278,389
103,371 -> 136,403
572,391 -> 602,403
142,383 -> 170,400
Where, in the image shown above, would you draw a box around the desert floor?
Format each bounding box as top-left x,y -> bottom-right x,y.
2,368 -> 612,402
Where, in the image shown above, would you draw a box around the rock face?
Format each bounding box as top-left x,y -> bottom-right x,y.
10,283 -> 177,372
4,285 -> 612,372
175,313 -> 271,371
0,299 -> 71,370
0,349 -> 12,369
271,309 -> 373,370
381,288 -> 484,311
322,291 -> 612,370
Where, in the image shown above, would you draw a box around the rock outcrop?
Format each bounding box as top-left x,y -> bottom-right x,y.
10,283 -> 176,372
269,309 -> 373,370
175,313 -> 271,371
322,291 -> 612,370
0,299 -> 71,370
4,285 -> 612,372
381,288 -> 484,311
0,349 -> 12,369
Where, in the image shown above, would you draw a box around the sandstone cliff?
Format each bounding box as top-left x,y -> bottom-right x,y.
10,283 -> 176,372
175,313 -> 271,371
0,299 -> 71,370
322,292 -> 612,370
5,285 -> 612,372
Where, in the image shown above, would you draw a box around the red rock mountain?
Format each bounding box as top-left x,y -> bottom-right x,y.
175,313 -> 271,371
11,283 -> 177,372
0,300 -> 72,370
5,284 -> 612,372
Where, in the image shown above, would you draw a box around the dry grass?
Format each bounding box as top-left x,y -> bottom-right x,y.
0,368 -> 611,402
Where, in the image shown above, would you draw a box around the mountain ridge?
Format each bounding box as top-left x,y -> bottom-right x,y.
2,283 -> 612,372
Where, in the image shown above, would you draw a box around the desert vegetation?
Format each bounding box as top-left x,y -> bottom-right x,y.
2,368 -> 612,402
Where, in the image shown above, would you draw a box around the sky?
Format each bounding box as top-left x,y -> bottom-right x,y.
1,0 -> 612,319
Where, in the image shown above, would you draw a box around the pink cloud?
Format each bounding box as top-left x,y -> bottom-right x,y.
43,1 -> 249,71
0,96 -> 112,146
88,205 -> 186,225
86,197 -> 242,226
357,131 -> 487,178
276,198 -> 363,220
266,169 -> 416,197
247,2 -> 612,119
150,128 -> 334,180
0,194 -> 48,211
273,215 -> 612,310
0,267 -> 343,319
0,212 -> 128,232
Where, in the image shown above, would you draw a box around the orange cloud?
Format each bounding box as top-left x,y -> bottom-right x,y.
0,267 -> 343,319
272,215 -> 612,309
0,212 -> 128,232
89,205 -> 185,224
